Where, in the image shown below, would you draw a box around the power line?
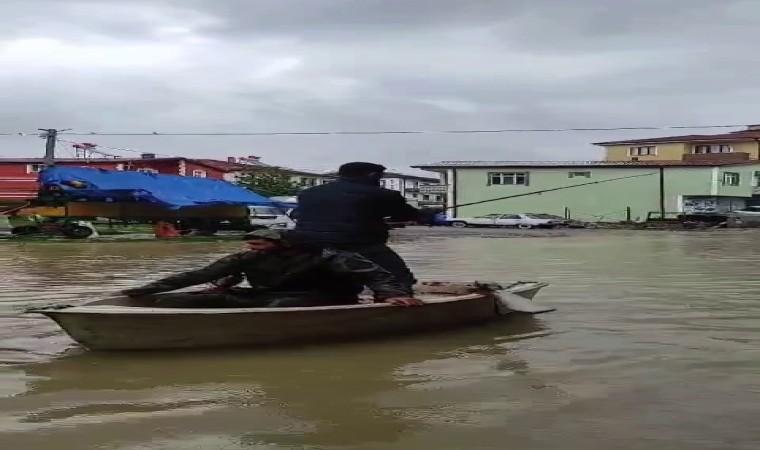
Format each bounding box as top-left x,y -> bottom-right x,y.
57,123 -> 749,136
0,123 -> 752,137
0,131 -> 48,137
56,139 -> 177,158
451,172 -> 660,209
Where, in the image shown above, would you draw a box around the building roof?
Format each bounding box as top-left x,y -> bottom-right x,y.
283,168 -> 335,177
0,156 -> 256,173
593,129 -> 760,146
0,156 -> 274,173
382,171 -> 440,182
413,160 -> 760,169
191,158 -> 266,172
0,157 -> 152,163
0,157 -> 432,178
324,170 -> 439,182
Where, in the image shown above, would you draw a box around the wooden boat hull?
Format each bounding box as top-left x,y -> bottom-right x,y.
34,281 -> 549,351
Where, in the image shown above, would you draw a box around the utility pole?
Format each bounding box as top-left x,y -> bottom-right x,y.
39,128 -> 58,167
659,167 -> 666,220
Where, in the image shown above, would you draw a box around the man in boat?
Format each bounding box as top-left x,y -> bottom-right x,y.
290,162 -> 420,290
120,229 -> 423,308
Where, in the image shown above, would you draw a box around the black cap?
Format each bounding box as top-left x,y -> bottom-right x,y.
337,162 -> 387,177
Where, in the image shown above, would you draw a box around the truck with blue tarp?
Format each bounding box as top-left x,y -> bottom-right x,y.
7,167 -> 293,237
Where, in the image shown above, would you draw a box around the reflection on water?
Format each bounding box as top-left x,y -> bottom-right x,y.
1,230 -> 759,449
4,318 -> 545,448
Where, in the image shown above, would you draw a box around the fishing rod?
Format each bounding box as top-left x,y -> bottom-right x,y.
444,171 -> 659,210
268,171 -> 659,221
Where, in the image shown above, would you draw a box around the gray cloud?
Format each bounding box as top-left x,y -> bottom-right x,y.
1,0 -> 760,172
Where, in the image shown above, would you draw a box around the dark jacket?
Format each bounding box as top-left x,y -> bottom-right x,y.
291,178 -> 420,245
121,248 -> 412,301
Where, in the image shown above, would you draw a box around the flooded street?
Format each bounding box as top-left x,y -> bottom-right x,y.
0,229 -> 758,449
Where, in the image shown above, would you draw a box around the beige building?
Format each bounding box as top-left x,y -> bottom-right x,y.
596,125 -> 760,163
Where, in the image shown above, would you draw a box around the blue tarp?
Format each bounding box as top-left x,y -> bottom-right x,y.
39,166 -> 277,209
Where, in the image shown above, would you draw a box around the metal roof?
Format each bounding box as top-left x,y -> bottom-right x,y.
412,160 -> 760,169
593,130 -> 760,146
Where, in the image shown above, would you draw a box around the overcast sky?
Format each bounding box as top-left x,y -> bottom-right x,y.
1,0 -> 759,173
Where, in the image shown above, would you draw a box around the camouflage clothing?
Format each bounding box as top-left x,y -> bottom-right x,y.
121,247 -> 412,307
243,228 -> 287,241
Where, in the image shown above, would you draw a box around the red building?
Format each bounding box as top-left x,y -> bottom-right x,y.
0,154 -> 258,208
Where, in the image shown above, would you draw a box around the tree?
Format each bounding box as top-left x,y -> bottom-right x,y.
236,169 -> 302,197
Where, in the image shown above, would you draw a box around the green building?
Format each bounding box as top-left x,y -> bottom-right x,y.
413,160 -> 760,222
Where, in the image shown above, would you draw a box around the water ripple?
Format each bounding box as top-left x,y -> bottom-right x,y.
0,230 -> 758,449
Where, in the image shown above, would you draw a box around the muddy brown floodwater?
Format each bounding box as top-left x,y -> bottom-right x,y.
0,228 -> 758,450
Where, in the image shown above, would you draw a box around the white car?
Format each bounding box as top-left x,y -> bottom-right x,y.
730,206 -> 760,216
248,206 -> 295,230
448,213 -> 559,229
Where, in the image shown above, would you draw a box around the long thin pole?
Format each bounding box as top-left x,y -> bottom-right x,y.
659,167 -> 666,220
39,128 -> 58,167
449,171 -> 659,210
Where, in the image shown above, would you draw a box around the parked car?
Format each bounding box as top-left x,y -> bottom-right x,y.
728,206 -> 760,216
725,206 -> 760,228
526,213 -> 597,229
180,206 -> 295,235
448,213 -> 559,229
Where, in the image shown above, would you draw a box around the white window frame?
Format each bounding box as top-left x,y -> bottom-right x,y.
192,169 -> 207,178
568,171 -> 591,178
722,172 -> 741,186
26,164 -> 44,173
628,146 -> 657,156
137,168 -> 158,174
487,172 -> 529,186
694,144 -> 733,154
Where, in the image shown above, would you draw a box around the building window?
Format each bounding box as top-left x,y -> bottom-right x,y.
299,177 -> 316,186
192,170 -> 207,178
568,171 -> 591,178
137,168 -> 158,174
379,180 -> 386,187
629,146 -> 657,156
694,144 -> 733,154
487,172 -> 529,186
422,194 -> 431,201
722,172 -> 740,186
26,164 -> 44,173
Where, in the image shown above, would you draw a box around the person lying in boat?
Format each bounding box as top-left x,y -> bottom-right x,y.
120,228 -> 423,308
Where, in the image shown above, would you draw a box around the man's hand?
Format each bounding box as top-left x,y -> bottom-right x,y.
383,297 -> 424,307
